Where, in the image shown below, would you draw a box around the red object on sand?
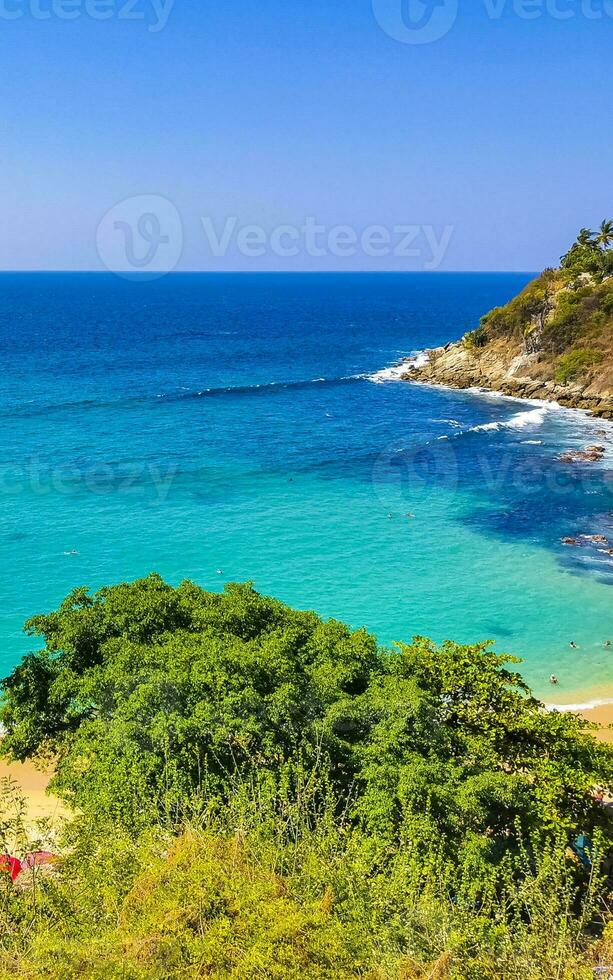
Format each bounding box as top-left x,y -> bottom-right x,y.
1,852 -> 58,882
0,855 -> 22,881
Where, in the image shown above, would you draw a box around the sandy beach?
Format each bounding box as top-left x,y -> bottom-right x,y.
544,685 -> 613,744
0,757 -> 68,827
581,702 -> 613,743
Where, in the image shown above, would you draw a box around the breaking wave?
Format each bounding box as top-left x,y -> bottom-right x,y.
366,350 -> 430,384
545,697 -> 613,713
437,406 -> 549,440
5,375 -> 366,419
466,406 -> 549,433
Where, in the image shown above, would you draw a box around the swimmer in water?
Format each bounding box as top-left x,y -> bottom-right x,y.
605,640 -> 611,648
570,642 -> 578,649
216,569 -> 223,576
550,675 -> 559,685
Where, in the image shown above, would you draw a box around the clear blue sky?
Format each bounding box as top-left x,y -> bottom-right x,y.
1,0 -> 611,271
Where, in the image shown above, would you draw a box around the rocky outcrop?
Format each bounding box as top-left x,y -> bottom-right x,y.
559,446 -> 606,463
403,339 -> 613,419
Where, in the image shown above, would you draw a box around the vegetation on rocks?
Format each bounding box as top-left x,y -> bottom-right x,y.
555,348 -> 604,385
407,224 -> 613,416
477,223 -> 613,385
0,575 -> 613,977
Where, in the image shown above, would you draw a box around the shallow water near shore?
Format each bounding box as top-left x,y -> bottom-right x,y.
0,272 -> 611,703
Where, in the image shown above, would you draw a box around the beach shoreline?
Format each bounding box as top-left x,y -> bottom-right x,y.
577,701 -> 613,743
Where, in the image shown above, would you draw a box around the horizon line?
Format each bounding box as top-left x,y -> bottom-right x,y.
0,269 -> 540,276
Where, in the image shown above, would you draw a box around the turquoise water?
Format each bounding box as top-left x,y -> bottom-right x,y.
0,272 -> 611,702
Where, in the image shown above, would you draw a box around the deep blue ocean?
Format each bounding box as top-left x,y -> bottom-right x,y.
0,272 -> 612,702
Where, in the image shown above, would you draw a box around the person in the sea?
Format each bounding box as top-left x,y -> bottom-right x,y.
550,674 -> 559,685
605,640 -> 611,648
570,641 -> 578,649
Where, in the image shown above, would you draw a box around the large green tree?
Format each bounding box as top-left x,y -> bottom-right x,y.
1,576 -> 611,862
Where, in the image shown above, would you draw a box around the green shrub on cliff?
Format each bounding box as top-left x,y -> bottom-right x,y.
561,221 -> 613,277
1,813 -> 609,979
463,325 -> 489,349
473,226 -> 613,368
555,347 -> 604,384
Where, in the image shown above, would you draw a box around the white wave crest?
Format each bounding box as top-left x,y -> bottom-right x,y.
367,350 -> 429,384
467,406 -> 548,434
545,698 -> 613,713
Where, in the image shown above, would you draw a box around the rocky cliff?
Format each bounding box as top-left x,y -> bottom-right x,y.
404,233 -> 613,418
404,337 -> 613,418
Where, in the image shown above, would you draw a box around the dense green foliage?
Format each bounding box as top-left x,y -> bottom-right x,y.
1,576 -> 613,978
474,224 -> 613,375
3,799 -> 612,979
555,348 -> 604,384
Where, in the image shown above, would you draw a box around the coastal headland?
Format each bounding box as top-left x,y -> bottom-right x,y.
403,336 -> 613,418
404,224 -> 613,418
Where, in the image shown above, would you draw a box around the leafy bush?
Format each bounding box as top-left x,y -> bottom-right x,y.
1,578 -> 612,851
475,227 -> 613,362
555,347 -> 604,384
463,326 -> 489,349
0,798 -> 610,979
560,242 -> 604,275
1,578 -> 612,977
480,270 -> 559,344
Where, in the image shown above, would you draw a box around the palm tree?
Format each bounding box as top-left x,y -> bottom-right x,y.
596,219 -> 613,249
576,227 -> 595,247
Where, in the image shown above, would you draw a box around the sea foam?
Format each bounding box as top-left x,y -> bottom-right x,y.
367,350 -> 430,383
467,405 -> 549,433
545,698 -> 613,713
